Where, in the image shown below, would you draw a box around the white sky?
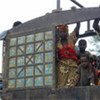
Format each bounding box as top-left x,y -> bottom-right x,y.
0,0 -> 100,73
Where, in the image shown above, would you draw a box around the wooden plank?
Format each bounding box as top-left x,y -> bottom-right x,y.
2,86 -> 100,100
9,7 -> 100,33
79,30 -> 97,38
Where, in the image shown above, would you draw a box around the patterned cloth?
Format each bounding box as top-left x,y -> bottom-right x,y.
57,59 -> 79,88
57,31 -> 79,88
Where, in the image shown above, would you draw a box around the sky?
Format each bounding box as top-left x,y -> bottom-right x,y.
0,0 -> 100,73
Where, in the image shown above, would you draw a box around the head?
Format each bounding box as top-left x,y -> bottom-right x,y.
13,21 -> 22,28
78,39 -> 87,52
80,55 -> 89,68
56,24 -> 69,38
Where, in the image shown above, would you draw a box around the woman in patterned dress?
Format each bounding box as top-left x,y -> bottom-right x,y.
56,23 -> 80,88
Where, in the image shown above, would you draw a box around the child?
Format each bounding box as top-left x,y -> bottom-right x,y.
77,55 -> 95,86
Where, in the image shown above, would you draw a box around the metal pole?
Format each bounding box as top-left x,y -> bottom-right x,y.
57,0 -> 60,10
52,0 -> 62,12
56,0 -> 62,11
70,0 -> 84,8
87,20 -> 90,31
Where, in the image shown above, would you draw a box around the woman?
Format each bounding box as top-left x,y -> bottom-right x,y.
56,22 -> 80,88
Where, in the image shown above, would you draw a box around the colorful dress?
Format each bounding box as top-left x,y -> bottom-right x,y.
57,31 -> 79,88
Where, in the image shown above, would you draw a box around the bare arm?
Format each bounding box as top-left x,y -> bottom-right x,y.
68,22 -> 80,47
74,22 -> 80,38
93,18 -> 100,33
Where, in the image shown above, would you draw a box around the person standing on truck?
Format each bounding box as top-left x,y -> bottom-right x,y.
76,55 -> 95,86
56,22 -> 80,88
76,39 -> 91,65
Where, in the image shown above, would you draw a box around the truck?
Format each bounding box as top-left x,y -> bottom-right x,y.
1,3 -> 100,100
